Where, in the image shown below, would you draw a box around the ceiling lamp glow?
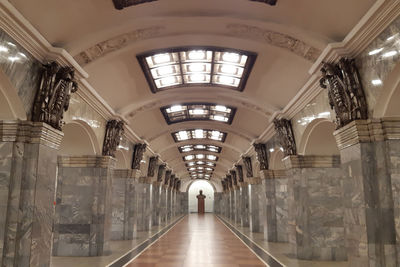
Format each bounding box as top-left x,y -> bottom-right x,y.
183,154 -> 218,162
161,103 -> 235,124
172,129 -> 226,142
178,144 -> 222,153
185,161 -> 216,167
138,47 -> 256,93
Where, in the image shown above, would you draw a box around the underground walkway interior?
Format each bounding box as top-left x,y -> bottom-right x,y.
1,1 -> 400,267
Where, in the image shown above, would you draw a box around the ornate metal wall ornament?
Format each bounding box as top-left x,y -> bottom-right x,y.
273,119 -> 297,157
32,62 -> 78,131
157,164 -> 166,182
221,180 -> 226,191
169,174 -> 175,187
112,0 -> 157,10
250,0 -> 277,5
176,180 -> 181,191
242,156 -> 253,177
230,170 -> 238,186
253,143 -> 269,170
227,175 -> 232,188
235,165 -> 244,183
164,170 -> 172,185
319,57 -> 368,128
102,120 -> 125,157
131,143 -> 147,169
147,156 -> 158,177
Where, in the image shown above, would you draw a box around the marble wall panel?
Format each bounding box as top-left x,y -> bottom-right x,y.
248,184 -> 263,233
262,178 -> 277,242
240,186 -> 250,227
274,177 -> 289,242
286,165 -> 347,261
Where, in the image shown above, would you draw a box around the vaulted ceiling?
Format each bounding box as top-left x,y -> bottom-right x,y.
8,0 -> 376,180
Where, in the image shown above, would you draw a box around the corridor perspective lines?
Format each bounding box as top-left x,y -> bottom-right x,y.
126,214 -> 266,267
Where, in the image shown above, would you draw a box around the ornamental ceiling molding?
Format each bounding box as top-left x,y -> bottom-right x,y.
226,23 -> 322,62
74,26 -> 165,66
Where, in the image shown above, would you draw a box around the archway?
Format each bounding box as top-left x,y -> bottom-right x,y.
269,149 -> 285,170
188,180 -> 214,213
383,80 -> 400,117
115,150 -> 128,169
0,69 -> 26,120
59,121 -> 99,156
299,118 -> 339,156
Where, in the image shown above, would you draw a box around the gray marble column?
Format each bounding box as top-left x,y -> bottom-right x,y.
0,121 -> 63,267
229,190 -> 235,221
53,155 -> 115,257
261,170 -> 277,242
134,179 -> 152,232
273,170 -> 289,242
151,182 -> 161,226
111,169 -> 139,240
334,119 -> 399,266
248,180 -> 263,233
239,184 -> 250,227
283,155 -> 346,261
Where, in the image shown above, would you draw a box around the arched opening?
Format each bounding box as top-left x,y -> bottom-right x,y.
384,81 -> 400,117
269,149 -> 285,170
59,121 -> 98,156
115,150 -> 128,169
188,180 -> 214,213
299,119 -> 339,156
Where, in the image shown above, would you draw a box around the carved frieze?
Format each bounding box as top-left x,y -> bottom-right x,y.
164,170 -> 172,185
227,175 -> 232,188
230,170 -> 238,186
157,164 -> 166,182
221,180 -> 226,191
319,57 -> 368,128
235,165 -> 244,182
169,174 -> 175,187
242,156 -> 253,177
273,118 -> 297,157
147,156 -> 158,177
32,62 -> 78,131
102,120 -> 125,157
131,143 -> 146,169
112,0 -> 157,10
176,180 -> 181,191
253,143 -> 269,170
226,24 -> 321,62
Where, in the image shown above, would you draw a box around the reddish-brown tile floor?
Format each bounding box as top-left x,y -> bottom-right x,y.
126,214 -> 266,267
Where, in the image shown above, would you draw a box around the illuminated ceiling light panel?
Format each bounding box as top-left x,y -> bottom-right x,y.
185,161 -> 216,167
178,144 -> 222,153
183,154 -> 219,162
137,47 -> 256,93
172,129 -> 227,142
187,166 -> 214,172
161,103 -> 235,125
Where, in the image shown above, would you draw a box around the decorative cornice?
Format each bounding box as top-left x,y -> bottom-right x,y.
58,155 -> 116,168
0,120 -> 63,149
283,155 -> 340,169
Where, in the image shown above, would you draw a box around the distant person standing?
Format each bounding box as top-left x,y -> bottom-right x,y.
196,190 -> 206,214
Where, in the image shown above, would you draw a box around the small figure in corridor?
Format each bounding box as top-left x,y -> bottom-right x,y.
197,190 -> 206,214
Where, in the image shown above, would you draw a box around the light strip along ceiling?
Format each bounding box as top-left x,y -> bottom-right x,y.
172,129 -> 226,142
178,144 -> 222,153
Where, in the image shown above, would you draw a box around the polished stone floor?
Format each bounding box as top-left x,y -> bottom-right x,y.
126,214 -> 266,267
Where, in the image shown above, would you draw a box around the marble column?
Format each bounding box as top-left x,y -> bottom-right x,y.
53,155 -> 115,257
247,178 -> 263,233
334,119 -> 399,266
134,178 -> 152,232
111,169 -> 139,240
239,183 -> 250,227
0,121 -> 63,267
151,182 -> 161,226
273,170 -> 289,242
261,170 -> 277,242
229,190 -> 235,222
283,155 -> 346,261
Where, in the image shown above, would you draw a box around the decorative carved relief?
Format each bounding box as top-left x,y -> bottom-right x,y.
273,118 -> 297,157
250,0 -> 277,5
112,0 -> 157,10
226,24 -> 321,62
74,26 -> 165,66
102,120 -> 124,157
176,180 -> 181,191
147,156 -> 158,177
164,170 -> 172,185
131,143 -> 146,169
253,143 -> 268,170
242,156 -> 253,177
235,165 -> 244,182
169,174 -> 175,187
157,164 -> 166,182
230,170 -> 238,186
319,58 -> 368,128
221,180 -> 227,191
227,175 -> 232,188
32,62 -> 78,130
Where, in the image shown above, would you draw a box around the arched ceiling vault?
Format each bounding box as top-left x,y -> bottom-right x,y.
7,0 -> 377,181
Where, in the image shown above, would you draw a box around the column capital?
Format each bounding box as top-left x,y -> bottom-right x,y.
334,118 -> 400,150
0,120 -> 63,149
246,177 -> 262,185
283,155 -> 340,169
